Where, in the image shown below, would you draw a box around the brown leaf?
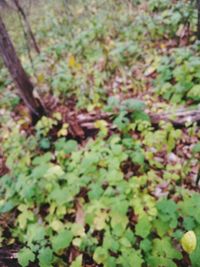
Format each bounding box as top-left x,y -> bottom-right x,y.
75,199 -> 85,226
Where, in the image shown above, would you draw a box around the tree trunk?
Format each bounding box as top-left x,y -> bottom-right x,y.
197,0 -> 200,40
0,0 -> 9,8
13,0 -> 40,54
0,15 -> 45,123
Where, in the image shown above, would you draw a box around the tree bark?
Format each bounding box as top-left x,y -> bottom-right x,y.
0,15 -> 45,123
197,0 -> 200,40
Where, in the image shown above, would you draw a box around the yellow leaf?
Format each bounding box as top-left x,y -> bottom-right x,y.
181,231 -> 197,254
50,220 -> 64,232
160,43 -> 166,50
68,54 -> 76,68
8,238 -> 15,245
71,224 -> 85,237
72,237 -> 82,247
57,123 -> 69,137
53,112 -> 62,121
94,120 -> 108,129
94,120 -> 108,136
37,73 -> 45,84
68,54 -> 81,70
94,211 -> 107,230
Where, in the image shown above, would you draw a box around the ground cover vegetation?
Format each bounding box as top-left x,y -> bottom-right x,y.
0,0 -> 200,266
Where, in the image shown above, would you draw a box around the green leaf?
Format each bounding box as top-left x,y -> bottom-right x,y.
70,255 -> 83,267
187,85 -> 200,101
49,186 -> 73,205
121,99 -> 145,112
172,230 -> 184,240
32,152 -> 52,165
26,224 -> 46,243
131,151 -> 145,166
64,140 -> 78,153
192,143 -> 200,154
135,215 -> 151,238
178,194 -> 200,224
105,96 -> 120,112
157,199 -> 177,215
51,229 -> 73,252
183,217 -> 196,231
148,256 -> 177,267
152,237 -> 182,260
103,232 -> 120,253
38,247 -> 53,267
131,110 -> 150,122
93,247 -> 108,264
39,138 -> 51,149
88,184 -> 104,200
156,199 -> 178,227
55,139 -> 78,153
154,219 -> 169,237
18,248 -> 35,267
0,200 -> 14,213
44,165 -> 64,180
118,248 -> 143,267
105,256 -> 116,267
140,239 -> 152,253
113,111 -> 129,131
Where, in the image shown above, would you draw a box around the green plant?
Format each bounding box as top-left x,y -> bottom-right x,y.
0,117 -> 199,266
154,46 -> 200,104
0,1 -> 200,266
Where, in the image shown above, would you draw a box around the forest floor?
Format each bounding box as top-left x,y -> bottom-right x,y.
0,1 -> 200,266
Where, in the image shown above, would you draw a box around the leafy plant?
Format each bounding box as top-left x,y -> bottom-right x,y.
154,46 -> 200,104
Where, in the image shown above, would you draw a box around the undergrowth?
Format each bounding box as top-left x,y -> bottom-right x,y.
0,0 -> 200,266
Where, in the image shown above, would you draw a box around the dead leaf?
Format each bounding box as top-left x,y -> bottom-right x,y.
75,199 -> 85,226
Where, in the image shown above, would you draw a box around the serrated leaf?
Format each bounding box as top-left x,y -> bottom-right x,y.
17,248 -> 35,267
38,247 -> 53,267
135,215 -> 151,238
51,229 -> 73,252
93,247 -> 108,264
131,151 -> 145,166
187,85 -> 200,101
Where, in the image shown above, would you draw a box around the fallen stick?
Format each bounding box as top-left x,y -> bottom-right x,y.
149,109 -> 200,126
75,108 -> 200,130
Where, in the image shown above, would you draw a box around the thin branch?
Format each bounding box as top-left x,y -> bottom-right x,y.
13,0 -> 40,54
